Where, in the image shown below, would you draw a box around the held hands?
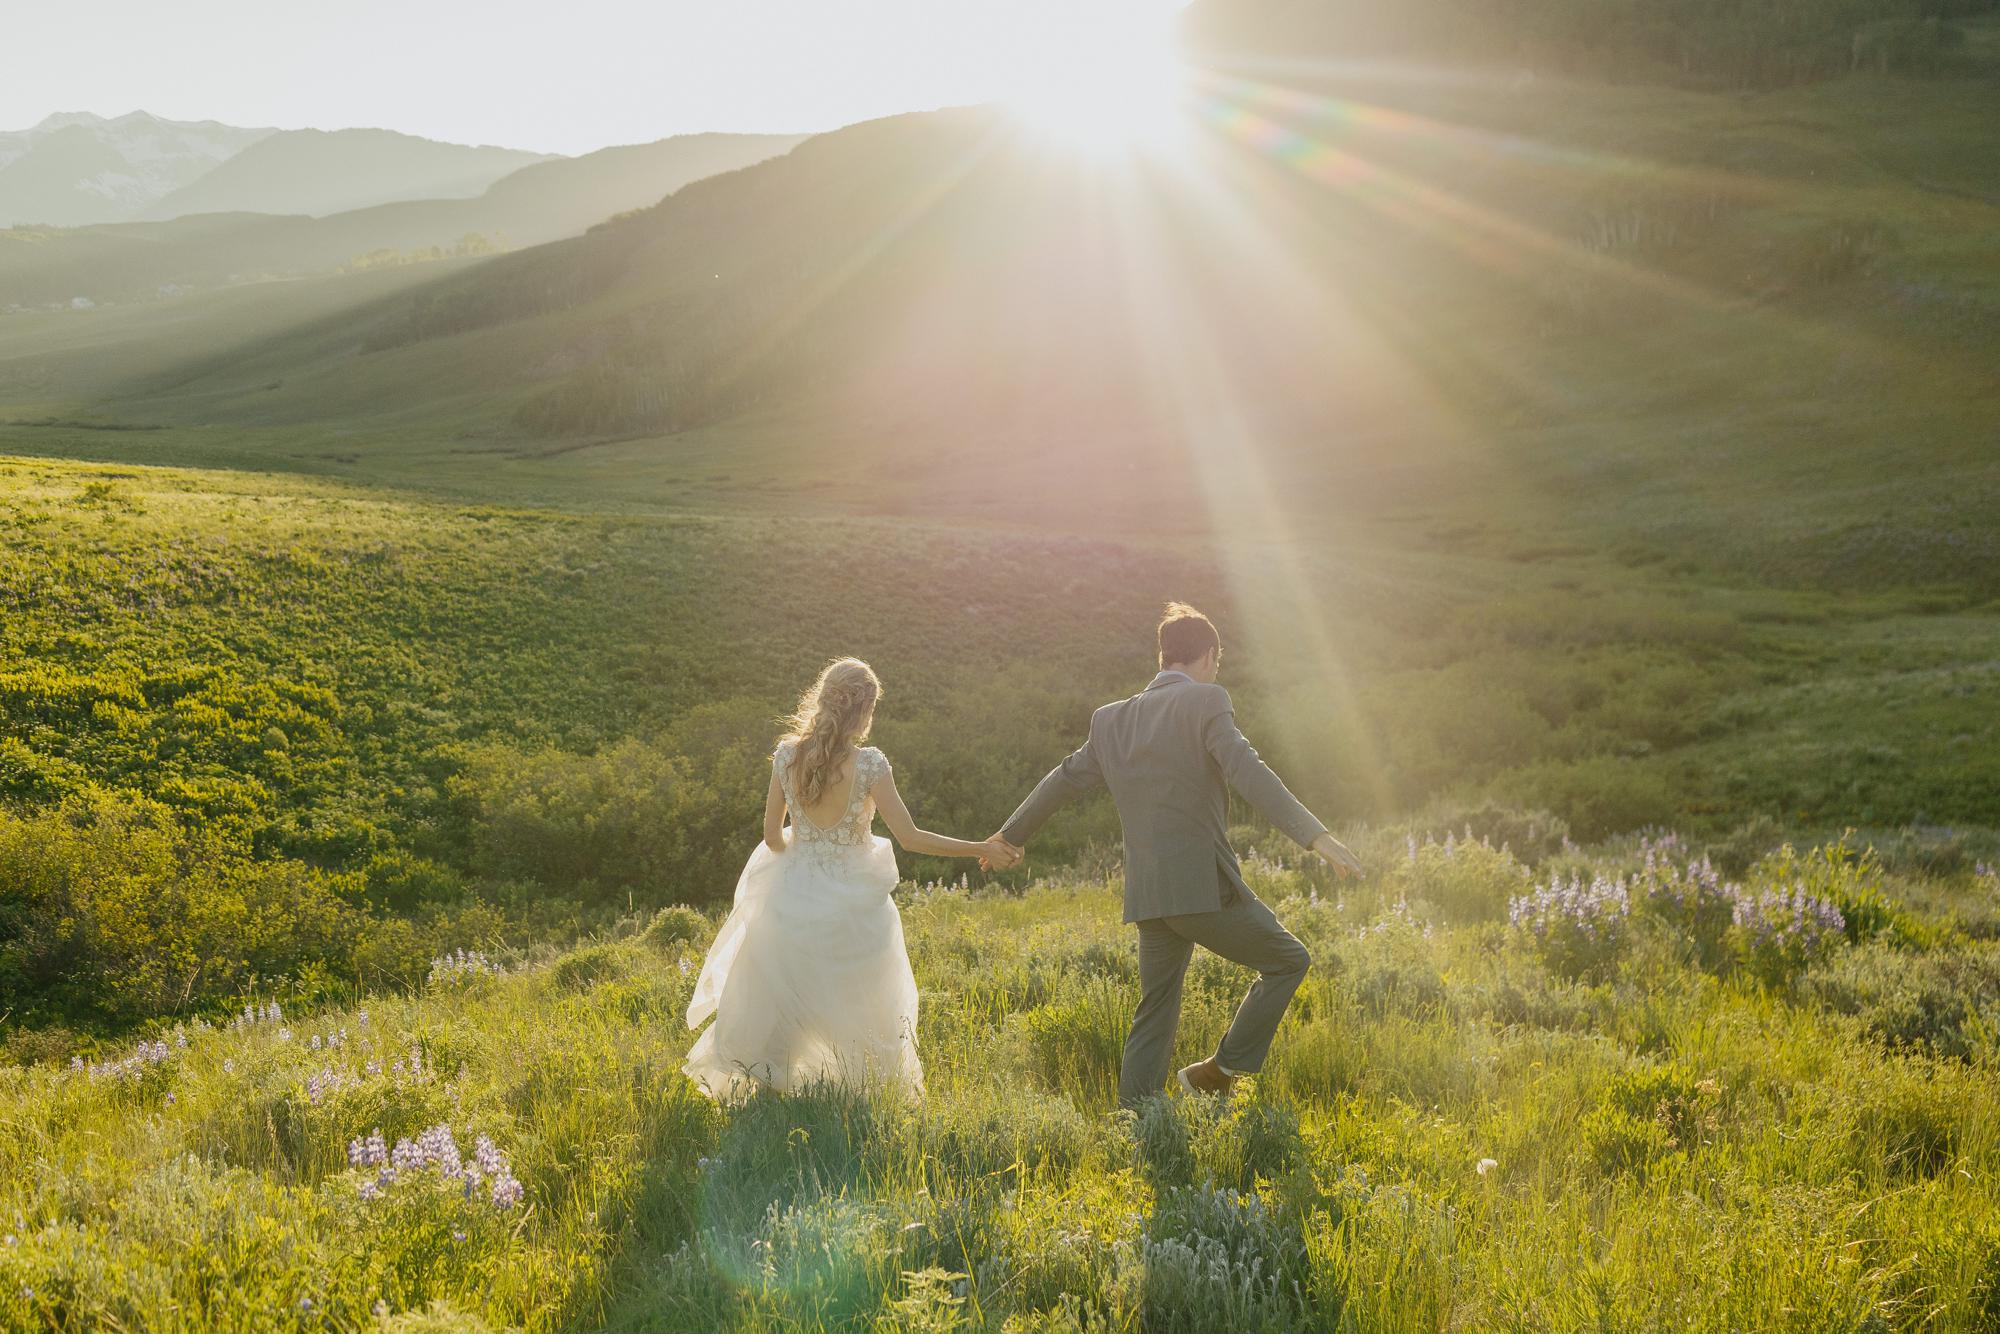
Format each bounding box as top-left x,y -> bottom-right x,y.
979,835 -> 1023,872
1311,832 -> 1362,878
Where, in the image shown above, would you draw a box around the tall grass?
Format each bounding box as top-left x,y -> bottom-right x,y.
7,830 -> 1997,1330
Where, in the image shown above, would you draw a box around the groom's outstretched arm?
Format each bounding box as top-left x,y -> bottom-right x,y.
999,734 -> 1104,847
1199,688 -> 1328,850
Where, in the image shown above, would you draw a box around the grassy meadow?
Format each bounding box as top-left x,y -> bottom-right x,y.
9,832 -> 1999,1330
4,21 -> 2000,1329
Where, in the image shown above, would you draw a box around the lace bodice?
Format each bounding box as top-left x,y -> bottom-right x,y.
775,740 -> 889,859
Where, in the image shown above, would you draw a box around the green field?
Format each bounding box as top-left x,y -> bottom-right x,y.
11,841 -> 2000,1329
3,19 -> 2000,1329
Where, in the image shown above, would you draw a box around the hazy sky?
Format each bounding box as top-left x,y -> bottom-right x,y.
9,0 -> 1191,155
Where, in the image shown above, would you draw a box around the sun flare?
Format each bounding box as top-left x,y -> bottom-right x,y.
1003,1 -> 1191,154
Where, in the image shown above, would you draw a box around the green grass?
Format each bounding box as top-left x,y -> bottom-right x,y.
1,446 -> 1995,1040
7,832 -> 1997,1330
1,58 -> 1998,1330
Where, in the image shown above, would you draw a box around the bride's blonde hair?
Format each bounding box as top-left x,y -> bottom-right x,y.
781,658 -> 881,804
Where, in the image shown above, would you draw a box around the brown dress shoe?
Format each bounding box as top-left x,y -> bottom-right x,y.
1176,1057 -> 1235,1097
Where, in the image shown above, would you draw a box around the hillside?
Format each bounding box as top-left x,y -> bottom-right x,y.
136,126 -> 553,221
0,111 -> 274,227
9,62 -> 1996,595
0,133 -> 804,308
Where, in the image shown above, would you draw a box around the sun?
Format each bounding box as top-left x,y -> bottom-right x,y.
1003,1 -> 1191,154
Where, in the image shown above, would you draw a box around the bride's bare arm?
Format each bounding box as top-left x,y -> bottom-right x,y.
873,770 -> 1011,862
763,761 -> 789,853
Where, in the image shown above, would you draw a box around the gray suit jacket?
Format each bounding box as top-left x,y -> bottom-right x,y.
1001,672 -> 1328,923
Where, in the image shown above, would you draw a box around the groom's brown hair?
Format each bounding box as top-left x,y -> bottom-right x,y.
1158,602 -> 1221,670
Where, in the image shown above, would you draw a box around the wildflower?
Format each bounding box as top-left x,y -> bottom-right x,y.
1509,872 -> 1632,979
164,1092 -> 176,1107
299,1296 -> 314,1312
374,1300 -> 390,1317
222,1059 -> 235,1075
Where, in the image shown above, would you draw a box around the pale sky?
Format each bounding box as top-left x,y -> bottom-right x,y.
8,0 -> 1193,156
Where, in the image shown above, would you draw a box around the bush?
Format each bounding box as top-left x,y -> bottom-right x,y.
451,738 -> 753,909
642,905 -> 713,952
1509,873 -> 1634,982
1497,757 -> 1675,842
1434,803 -> 1573,863
1387,831 -> 1532,924
549,944 -> 626,993
0,789 -> 359,1026
1802,942 -> 2000,1061
1632,835 -> 1738,969
1753,839 -> 1936,949
1730,887 -> 1847,988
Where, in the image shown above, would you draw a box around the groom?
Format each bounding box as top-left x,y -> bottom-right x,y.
991,603 -> 1360,1108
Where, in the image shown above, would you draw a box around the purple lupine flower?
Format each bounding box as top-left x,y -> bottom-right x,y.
1731,884 -> 1846,985
1509,872 -> 1632,979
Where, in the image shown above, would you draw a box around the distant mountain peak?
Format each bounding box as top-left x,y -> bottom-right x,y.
30,111 -> 110,133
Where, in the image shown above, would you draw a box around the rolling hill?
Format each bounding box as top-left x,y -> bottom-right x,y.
11,47 -> 1992,596
135,125 -> 552,220
0,132 -> 804,308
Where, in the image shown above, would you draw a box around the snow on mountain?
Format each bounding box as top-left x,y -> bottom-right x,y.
0,111 -> 275,226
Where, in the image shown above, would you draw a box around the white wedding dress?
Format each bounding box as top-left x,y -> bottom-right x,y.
683,741 -> 924,1100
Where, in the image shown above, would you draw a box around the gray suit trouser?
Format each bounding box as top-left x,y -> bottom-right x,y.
1118,880 -> 1312,1109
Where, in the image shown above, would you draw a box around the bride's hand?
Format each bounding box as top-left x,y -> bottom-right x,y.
979,837 -> 1022,871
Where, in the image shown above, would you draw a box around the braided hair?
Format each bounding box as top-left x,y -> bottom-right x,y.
781,658 -> 881,804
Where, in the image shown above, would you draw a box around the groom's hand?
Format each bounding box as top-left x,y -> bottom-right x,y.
980,835 -> 1023,871
1311,833 -> 1362,878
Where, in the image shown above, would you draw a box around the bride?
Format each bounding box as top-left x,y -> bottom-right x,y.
684,658 -> 1017,1100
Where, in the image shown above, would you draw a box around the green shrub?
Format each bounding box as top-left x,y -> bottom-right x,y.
1386,832 -> 1532,924
549,943 -> 626,992
641,905 -> 713,952
1802,941 -> 2000,1062
0,789 -> 359,1025
1497,757 -> 1676,842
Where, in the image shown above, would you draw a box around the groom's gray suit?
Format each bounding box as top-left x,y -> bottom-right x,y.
1001,670 -> 1327,1108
